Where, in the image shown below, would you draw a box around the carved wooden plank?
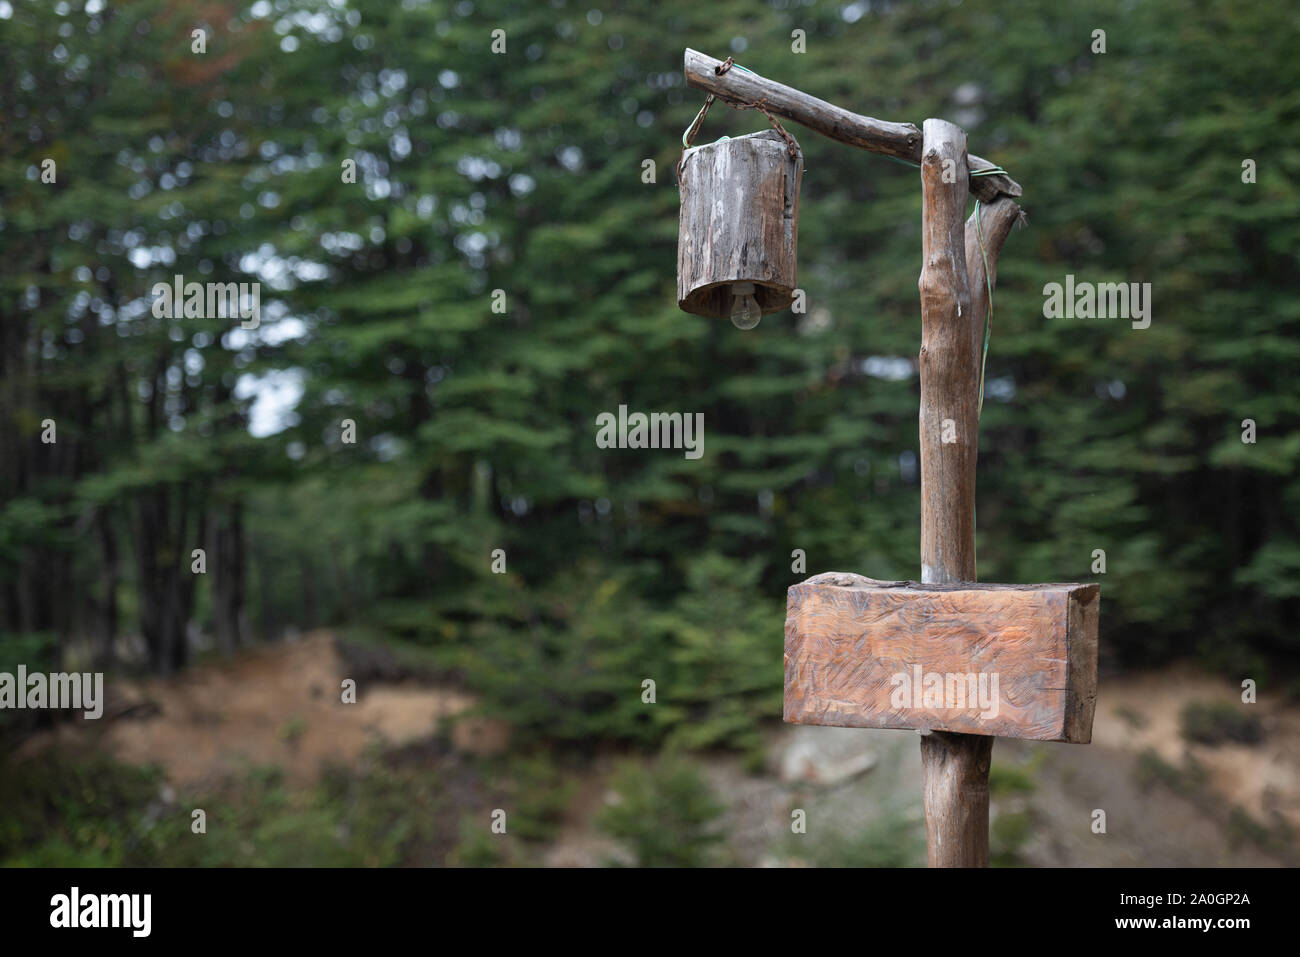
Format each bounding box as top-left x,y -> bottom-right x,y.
683,48 -> 1022,203
677,129 -> 802,318
783,574 -> 1100,743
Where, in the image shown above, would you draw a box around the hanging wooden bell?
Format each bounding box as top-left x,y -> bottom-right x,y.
677,129 -> 802,328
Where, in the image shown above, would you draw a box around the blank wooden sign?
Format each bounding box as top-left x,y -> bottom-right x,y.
784,573 -> 1099,742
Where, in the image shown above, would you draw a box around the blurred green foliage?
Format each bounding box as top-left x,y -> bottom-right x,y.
0,746 -> 518,866
792,800 -> 926,868
5,0 -> 1298,699
2,0 -> 1300,868
596,754 -> 725,866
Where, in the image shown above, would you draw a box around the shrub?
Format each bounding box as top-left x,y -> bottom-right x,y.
597,755 -> 725,867
1180,701 -> 1263,746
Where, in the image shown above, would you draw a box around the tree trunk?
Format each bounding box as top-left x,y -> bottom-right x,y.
96,507 -> 119,668
212,504 -> 246,655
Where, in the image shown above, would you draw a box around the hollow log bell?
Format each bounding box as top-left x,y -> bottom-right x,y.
677,129 -> 803,327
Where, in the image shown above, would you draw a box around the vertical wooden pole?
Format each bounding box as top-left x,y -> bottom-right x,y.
917,118 -> 993,867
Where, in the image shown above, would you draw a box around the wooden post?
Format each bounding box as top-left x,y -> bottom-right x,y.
681,48 -> 1099,869
917,118 -> 992,867
918,119 -> 978,587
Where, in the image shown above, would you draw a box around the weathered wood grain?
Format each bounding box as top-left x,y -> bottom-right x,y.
1063,573 -> 1100,743
782,575 -> 1101,742
919,119 -> 977,586
683,48 -> 1021,203
677,129 -> 802,318
916,118 -> 990,867
921,731 -> 992,868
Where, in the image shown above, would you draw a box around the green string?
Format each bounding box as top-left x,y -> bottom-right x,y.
883,155 -> 922,170
681,101 -> 709,147
969,191 -> 1005,573
969,171 -> 1004,570
679,61 -> 758,146
973,198 -> 994,420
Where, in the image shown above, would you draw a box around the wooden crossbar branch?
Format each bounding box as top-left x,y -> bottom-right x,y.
683,49 -> 1022,203
683,50 -> 1099,867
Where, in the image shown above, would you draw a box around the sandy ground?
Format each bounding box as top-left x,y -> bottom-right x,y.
1090,665 -> 1300,832
1008,665 -> 1296,866
14,636 -> 1297,866
14,632 -> 495,792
